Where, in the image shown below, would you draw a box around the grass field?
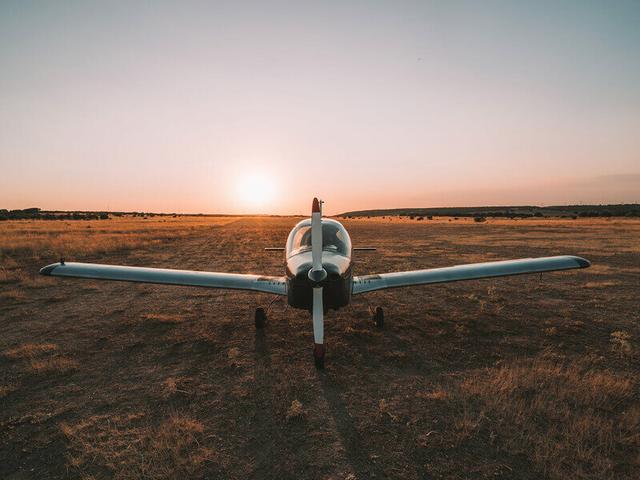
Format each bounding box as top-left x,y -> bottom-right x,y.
1,216 -> 638,479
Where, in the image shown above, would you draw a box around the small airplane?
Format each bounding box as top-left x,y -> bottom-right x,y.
41,198 -> 590,368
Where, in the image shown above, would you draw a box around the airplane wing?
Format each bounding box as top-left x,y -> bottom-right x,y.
40,262 -> 287,295
352,255 -> 590,295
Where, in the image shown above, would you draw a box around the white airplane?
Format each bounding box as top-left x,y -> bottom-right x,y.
41,198 -> 590,368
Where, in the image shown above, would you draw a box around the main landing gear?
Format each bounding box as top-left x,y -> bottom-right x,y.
373,306 -> 384,329
255,307 -> 267,329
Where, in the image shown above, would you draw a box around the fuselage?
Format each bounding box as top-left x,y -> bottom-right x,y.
284,218 -> 353,311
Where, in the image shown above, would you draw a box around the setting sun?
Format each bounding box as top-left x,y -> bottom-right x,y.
234,171 -> 277,212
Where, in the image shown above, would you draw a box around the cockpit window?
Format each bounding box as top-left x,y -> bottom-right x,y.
287,221 -> 351,257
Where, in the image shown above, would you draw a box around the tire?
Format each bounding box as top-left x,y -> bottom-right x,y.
374,306 -> 384,329
255,307 -> 267,329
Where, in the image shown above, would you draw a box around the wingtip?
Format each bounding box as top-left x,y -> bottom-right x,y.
312,197 -> 320,213
574,256 -> 591,268
40,263 -> 61,276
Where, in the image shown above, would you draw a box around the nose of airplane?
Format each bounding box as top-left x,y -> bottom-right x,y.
287,252 -> 351,282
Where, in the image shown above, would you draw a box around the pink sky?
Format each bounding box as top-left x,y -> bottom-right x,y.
1,2 -> 639,215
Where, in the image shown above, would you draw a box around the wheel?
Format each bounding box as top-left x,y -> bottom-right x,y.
254,307 -> 267,329
313,343 -> 326,370
374,306 -> 384,329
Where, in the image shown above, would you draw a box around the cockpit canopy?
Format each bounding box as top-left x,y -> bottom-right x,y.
286,218 -> 352,258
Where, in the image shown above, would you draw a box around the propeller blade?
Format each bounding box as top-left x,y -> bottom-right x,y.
311,197 -> 322,272
312,286 -> 325,368
312,286 -> 324,345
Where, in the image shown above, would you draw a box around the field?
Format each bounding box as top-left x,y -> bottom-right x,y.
1,216 -> 639,479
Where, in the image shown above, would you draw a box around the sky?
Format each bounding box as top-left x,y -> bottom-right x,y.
1,0 -> 639,215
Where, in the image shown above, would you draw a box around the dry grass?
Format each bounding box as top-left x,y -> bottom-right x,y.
584,280 -> 619,288
142,313 -> 183,324
416,389 -> 449,401
1,216 -> 638,479
0,215 -> 237,260
610,331 -> 633,357
4,343 -> 58,359
0,288 -> 26,301
0,384 -> 17,398
29,356 -> 79,374
0,267 -> 52,287
161,377 -> 190,397
456,354 -> 637,479
60,412 -> 214,479
4,343 -> 78,374
286,399 -> 305,420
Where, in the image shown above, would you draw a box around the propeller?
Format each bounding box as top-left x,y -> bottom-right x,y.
309,197 -> 326,368
308,197 -> 327,283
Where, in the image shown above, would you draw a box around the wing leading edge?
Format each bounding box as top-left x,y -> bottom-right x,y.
40,262 -> 287,295
352,255 -> 590,295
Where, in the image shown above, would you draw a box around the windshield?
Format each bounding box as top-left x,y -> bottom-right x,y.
287,220 -> 351,257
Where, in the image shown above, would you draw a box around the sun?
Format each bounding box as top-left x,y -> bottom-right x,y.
234,171 -> 277,212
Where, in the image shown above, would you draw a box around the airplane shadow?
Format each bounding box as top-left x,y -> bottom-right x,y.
253,328 -> 271,368
316,371 -> 386,478
251,309 -> 385,478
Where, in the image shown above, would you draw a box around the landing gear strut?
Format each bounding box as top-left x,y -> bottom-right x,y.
313,343 -> 326,370
373,306 -> 384,329
255,307 -> 267,329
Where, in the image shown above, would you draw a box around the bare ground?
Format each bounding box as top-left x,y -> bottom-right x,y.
1,216 -> 639,479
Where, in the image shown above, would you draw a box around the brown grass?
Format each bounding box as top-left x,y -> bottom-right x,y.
456,354 -> 637,479
29,356 -> 79,374
610,331 -> 633,357
4,343 -> 58,359
4,343 -> 78,374
1,216 -> 638,479
0,384 -> 17,398
0,216 -> 237,260
0,267 -> 52,287
416,389 -> 449,400
286,399 -> 305,420
60,412 -> 214,479
142,313 -> 183,324
584,280 -> 619,288
161,377 -> 190,397
0,288 -> 26,301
